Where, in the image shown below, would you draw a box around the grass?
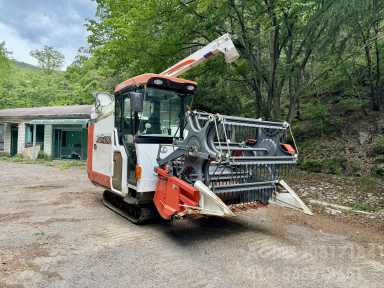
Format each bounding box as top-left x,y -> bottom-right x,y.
58,160 -> 86,170
299,158 -> 344,175
359,176 -> 380,193
351,202 -> 371,212
0,154 -> 85,169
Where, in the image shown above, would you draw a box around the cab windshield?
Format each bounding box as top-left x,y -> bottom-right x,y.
122,88 -> 191,138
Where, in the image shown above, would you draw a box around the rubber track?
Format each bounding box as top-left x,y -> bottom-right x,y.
102,190 -> 156,224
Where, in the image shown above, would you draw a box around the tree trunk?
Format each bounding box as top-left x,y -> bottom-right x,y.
285,12 -> 295,122
364,43 -> 377,110
373,0 -> 382,110
266,0 -> 281,119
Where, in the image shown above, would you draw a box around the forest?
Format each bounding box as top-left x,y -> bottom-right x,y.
0,0 -> 384,178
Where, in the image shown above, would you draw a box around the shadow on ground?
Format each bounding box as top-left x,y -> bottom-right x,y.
150,215 -> 273,246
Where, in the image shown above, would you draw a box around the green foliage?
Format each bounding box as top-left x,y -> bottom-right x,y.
0,42 -> 114,110
1,67 -> 72,108
58,160 -> 85,170
344,160 -> 361,176
0,42 -> 10,79
336,98 -> 367,113
299,159 -> 323,173
359,176 -> 379,193
37,151 -> 52,161
372,136 -> 384,155
0,153 -> 86,169
352,202 -> 370,212
322,159 -> 344,175
299,158 -> 344,175
371,164 -> 384,178
10,154 -> 25,162
374,155 -> 384,164
1,0 -> 383,119
0,55 -> 110,109
88,0 -> 364,119
303,103 -> 329,122
302,103 -> 330,136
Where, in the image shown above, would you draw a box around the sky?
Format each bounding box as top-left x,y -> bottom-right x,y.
0,0 -> 97,68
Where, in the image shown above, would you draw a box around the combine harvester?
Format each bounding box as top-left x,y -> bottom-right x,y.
87,34 -> 312,223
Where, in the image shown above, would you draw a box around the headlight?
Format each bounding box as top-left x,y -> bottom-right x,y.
186,85 -> 195,91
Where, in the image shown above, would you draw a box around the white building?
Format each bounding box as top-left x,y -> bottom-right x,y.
0,105 -> 92,160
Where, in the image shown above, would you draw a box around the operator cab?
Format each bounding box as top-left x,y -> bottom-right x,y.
113,73 -> 197,188
114,73 -> 197,145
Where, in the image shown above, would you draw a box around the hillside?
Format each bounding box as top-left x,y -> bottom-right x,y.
13,60 -> 39,71
0,58 -> 94,109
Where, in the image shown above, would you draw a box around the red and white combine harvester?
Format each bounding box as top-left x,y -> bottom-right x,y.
87,34 -> 312,223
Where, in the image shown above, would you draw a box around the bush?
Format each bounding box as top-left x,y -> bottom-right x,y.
329,116 -> 345,132
299,159 -> 323,173
37,151 -> 52,161
321,159 -> 344,175
12,154 -> 24,162
359,176 -> 378,193
299,158 -> 344,175
374,155 -> 384,164
344,160 -> 361,176
302,103 -> 330,136
372,135 -> 384,155
352,202 -> 370,212
372,164 -> 384,178
336,98 -> 367,113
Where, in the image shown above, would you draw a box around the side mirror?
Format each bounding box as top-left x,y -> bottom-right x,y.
129,92 -> 144,113
94,92 -> 114,114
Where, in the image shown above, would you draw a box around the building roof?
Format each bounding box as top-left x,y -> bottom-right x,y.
115,73 -> 197,93
0,105 -> 93,121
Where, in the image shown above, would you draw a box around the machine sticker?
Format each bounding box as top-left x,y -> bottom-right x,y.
96,135 -> 112,145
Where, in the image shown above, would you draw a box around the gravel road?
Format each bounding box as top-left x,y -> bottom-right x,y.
0,160 -> 383,288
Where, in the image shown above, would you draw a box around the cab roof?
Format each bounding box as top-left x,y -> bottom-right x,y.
114,73 -> 197,93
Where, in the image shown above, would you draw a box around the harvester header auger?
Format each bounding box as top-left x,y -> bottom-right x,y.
153,111 -> 303,219
87,33 -> 312,224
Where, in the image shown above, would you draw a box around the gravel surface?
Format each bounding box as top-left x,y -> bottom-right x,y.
0,160 -> 384,288
287,171 -> 384,224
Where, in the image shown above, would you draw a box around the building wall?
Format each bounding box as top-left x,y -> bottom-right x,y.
17,122 -> 25,154
3,123 -> 11,154
44,124 -> 53,156
0,121 -> 88,159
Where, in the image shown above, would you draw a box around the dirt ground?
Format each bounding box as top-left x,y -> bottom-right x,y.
0,160 -> 383,288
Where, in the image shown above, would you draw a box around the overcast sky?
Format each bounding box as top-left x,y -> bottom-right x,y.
0,0 -> 96,68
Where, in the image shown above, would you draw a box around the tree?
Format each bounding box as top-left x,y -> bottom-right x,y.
30,46 -> 65,73
347,0 -> 383,111
0,42 -> 10,77
87,0 -> 343,120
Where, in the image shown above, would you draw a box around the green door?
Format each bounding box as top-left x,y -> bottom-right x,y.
61,130 -> 82,159
53,127 -> 87,160
10,126 -> 18,156
53,129 -> 62,159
